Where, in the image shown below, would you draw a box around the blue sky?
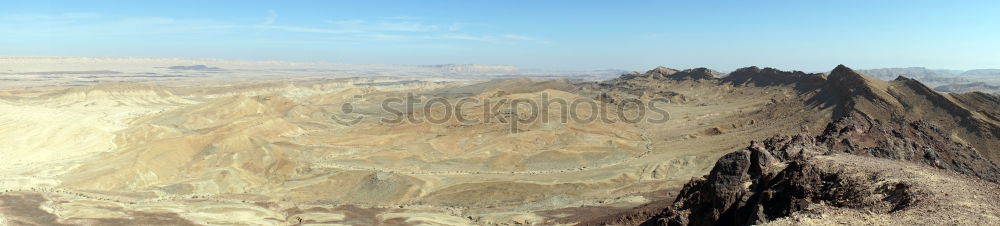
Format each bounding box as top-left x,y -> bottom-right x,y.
2,0 -> 999,71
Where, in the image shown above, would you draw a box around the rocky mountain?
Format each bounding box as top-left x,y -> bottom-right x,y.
608,65 -> 1000,162
618,66 -> 720,81
812,66 -> 1000,162
667,68 -> 721,81
588,113 -> 1000,225
577,64 -> 1000,225
721,66 -> 826,91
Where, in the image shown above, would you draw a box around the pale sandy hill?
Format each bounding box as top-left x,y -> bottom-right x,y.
0,84 -> 197,191
0,104 -> 118,166
58,86 -> 654,210
426,77 -> 577,98
63,95 -> 306,192
34,83 -> 196,107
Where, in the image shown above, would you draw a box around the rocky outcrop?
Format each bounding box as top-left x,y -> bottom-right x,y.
722,66 -> 826,91
825,65 -> 900,107
617,66 -> 718,81
815,113 -> 1000,182
617,66 -> 677,81
612,64 -> 1000,162
594,66 -> 712,104
646,66 -> 680,79
668,68 -> 720,81
578,64 -> 1000,225
643,113 -> 1000,225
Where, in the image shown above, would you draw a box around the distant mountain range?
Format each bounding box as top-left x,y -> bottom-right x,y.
858,67 -> 1000,79
856,67 -> 1000,94
962,69 -> 1000,77
857,67 -> 966,84
936,82 -> 1000,94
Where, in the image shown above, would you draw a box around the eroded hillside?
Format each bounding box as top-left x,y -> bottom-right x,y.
2,64 -> 999,225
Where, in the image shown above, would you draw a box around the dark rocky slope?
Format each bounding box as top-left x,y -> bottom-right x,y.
721,66 -> 826,92
618,67 -> 719,81
609,65 -> 1000,162
584,113 -> 1000,225
579,64 -> 1000,225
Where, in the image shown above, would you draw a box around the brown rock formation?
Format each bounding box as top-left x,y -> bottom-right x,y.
661,114 -> 999,225
721,66 -> 826,91
585,113 -> 1000,225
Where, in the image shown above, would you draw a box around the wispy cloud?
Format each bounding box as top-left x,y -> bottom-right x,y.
501,34 -> 537,41
431,33 -> 541,44
434,34 -> 493,42
254,10 -> 359,34
120,17 -> 178,25
326,19 -> 364,27
255,10 -> 539,43
376,21 -> 440,32
323,19 -> 443,32
386,16 -> 424,20
0,10 -> 541,44
256,25 -> 359,34
262,10 -> 278,25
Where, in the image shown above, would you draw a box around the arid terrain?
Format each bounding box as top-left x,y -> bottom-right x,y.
2,57 -> 1000,225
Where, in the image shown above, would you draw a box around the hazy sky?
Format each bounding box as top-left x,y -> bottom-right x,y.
2,0 -> 999,71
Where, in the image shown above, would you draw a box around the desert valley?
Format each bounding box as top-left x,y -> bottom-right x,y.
1,57 -> 999,225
